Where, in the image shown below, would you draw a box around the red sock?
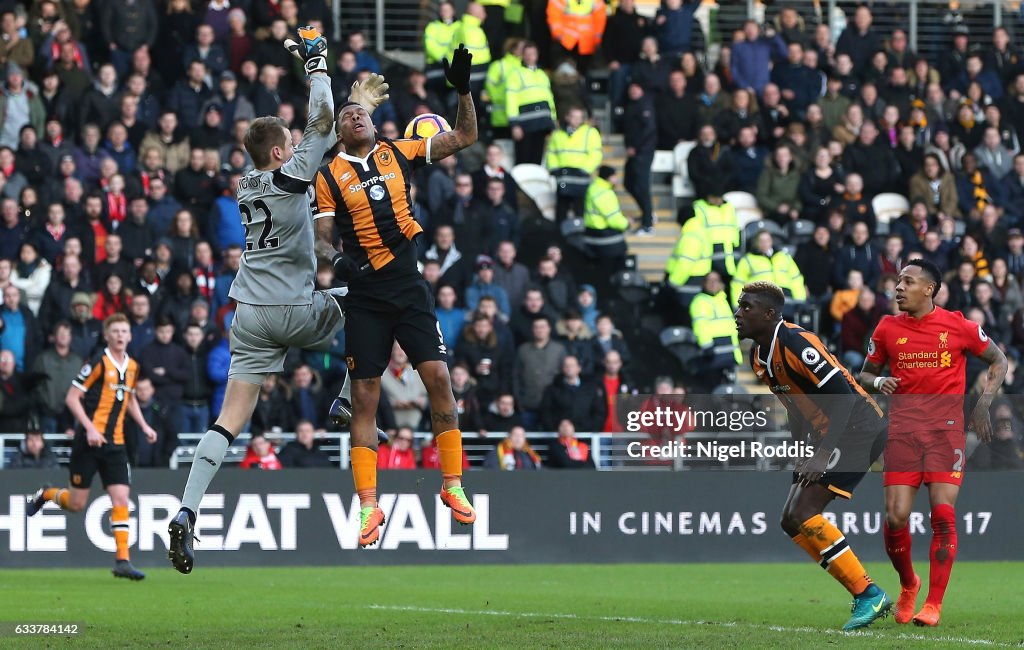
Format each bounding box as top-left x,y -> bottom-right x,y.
884,522 -> 916,588
926,504 -> 957,606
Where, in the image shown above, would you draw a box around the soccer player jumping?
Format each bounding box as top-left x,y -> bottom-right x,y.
860,260 -> 1006,626
165,26 -> 389,573
312,45 -> 479,546
735,282 -> 891,630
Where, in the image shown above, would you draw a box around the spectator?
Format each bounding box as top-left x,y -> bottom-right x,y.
515,317 -> 565,429
174,151 -> 220,221
422,224 -> 469,300
732,230 -> 807,307
380,343 -> 427,430
756,143 -> 802,225
434,285 -> 467,355
909,153 -> 961,219
843,121 -> 899,199
546,106 -> 602,222
207,311 -> 232,417
730,126 -> 768,195
841,288 -> 884,370
656,70 -> 700,150
127,291 -> 155,356
10,242 -> 52,316
991,257 -> 1023,317
831,269 -> 865,324
126,375 -> 177,467
773,41 -> 822,117
140,112 -> 191,174
240,431 -> 282,469
539,355 -> 606,431
834,173 -> 876,232
252,373 -> 294,434
604,0 -> 648,113
466,254 -> 511,316
697,74 -> 731,125
481,392 -> 522,433
8,426 -> 59,468
139,316 -> 189,407
631,36 -> 673,97
590,314 -> 631,368
583,165 -> 630,264
0,348 -> 31,431
179,322 -> 211,433
688,124 -> 737,199
623,83 -> 656,234
968,402 -> 1024,470
799,145 -> 845,221
456,311 -> 510,406
795,225 -> 836,301
483,425 -> 541,470
67,291 -> 101,359
183,24 -> 228,85
731,20 -> 787,96
472,144 -> 520,209
1,64 -> 45,150
101,0 -> 158,77
492,241 -> 531,312
278,419 -> 333,468
378,425 -> 418,469
836,5 -> 882,77
92,273 -> 132,321
31,321 -> 81,434
211,244 -> 241,314
957,151 -> 1004,219
975,126 -> 1015,179
547,418 -> 594,468
833,221 -> 879,289
534,256 -> 575,316
507,41 -> 555,166
1,283 -> 41,370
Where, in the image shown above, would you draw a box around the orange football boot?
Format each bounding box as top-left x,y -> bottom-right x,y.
894,574 -> 921,624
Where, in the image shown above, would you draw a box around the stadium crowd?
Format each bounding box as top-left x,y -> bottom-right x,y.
0,0 -> 1022,470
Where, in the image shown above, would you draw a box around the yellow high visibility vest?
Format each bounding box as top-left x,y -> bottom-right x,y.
545,124 -> 602,173
690,290 -> 742,364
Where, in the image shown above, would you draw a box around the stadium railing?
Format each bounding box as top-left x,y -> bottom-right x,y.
0,431 -> 796,471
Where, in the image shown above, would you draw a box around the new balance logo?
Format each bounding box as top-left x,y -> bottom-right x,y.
199,456 -> 216,466
897,337 -> 908,344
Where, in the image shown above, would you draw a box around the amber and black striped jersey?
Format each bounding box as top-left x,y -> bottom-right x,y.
312,137 -> 431,282
71,349 -> 139,446
751,321 -> 883,438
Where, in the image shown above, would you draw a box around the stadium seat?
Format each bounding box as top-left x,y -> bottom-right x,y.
561,217 -> 586,251
611,269 -> 650,304
872,193 -> 910,224
723,191 -> 758,211
512,163 -> 557,220
673,141 -> 697,199
787,219 -> 815,245
743,219 -> 785,242
659,326 -> 702,369
652,150 -> 676,174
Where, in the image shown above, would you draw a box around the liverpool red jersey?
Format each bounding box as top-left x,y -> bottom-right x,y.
866,307 -> 989,434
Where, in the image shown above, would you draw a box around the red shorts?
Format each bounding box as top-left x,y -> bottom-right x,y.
883,429 -> 965,488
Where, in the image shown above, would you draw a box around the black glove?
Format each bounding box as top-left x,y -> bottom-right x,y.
444,43 -> 473,95
332,252 -> 359,281
284,25 -> 328,75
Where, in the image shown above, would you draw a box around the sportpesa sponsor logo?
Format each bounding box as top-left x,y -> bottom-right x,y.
348,173 -> 396,194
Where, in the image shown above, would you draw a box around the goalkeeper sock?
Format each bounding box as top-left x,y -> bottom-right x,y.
181,425 -> 234,515
797,514 -> 873,596
436,429 -> 463,488
351,447 -> 378,507
43,487 -> 71,510
111,505 -> 130,561
926,504 -> 957,606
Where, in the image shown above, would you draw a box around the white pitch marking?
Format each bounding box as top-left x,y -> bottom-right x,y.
365,604 -> 1016,647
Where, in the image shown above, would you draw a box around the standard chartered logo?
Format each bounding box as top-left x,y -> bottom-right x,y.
348,173 -> 396,193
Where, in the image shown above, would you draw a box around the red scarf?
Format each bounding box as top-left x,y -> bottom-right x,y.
106,191 -> 126,226
92,220 -> 108,263
193,266 -> 216,300
561,436 -> 590,461
50,41 -> 84,68
496,439 -> 541,469
45,223 -> 65,241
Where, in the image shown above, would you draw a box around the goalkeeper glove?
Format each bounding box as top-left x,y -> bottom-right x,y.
285,25 -> 328,75
349,73 -> 390,116
443,43 -> 473,95
332,252 -> 360,282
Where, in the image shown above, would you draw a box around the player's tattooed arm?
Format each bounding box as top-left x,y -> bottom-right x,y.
971,341 -> 1008,443
314,216 -> 338,267
431,410 -> 458,426
859,360 -> 899,394
430,91 -> 478,161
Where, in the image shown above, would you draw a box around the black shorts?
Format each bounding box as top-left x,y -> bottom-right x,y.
792,421 -> 888,499
345,272 -> 446,380
69,438 -> 131,489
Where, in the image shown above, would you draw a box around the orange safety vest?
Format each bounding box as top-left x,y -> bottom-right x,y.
546,0 -> 607,55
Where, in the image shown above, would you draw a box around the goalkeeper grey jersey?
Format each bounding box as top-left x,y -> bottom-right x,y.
229,73 -> 336,306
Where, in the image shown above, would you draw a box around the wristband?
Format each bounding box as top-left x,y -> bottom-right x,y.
873,376 -> 885,390
305,56 -> 328,75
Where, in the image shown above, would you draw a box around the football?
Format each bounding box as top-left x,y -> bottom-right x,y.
404,113 -> 452,139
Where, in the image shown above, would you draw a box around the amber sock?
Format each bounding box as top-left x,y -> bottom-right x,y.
351,447 -> 378,508
436,429 -> 463,487
111,505 -> 130,561
43,487 -> 71,510
798,514 -> 873,596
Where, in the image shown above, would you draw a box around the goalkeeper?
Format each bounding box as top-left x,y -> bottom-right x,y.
166,26 -> 390,574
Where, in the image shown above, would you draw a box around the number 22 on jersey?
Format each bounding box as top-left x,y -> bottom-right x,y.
239,199 -> 280,252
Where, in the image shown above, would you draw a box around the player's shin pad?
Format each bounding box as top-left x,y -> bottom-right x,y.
799,514 -> 872,596
436,429 -> 464,477
181,427 -> 232,514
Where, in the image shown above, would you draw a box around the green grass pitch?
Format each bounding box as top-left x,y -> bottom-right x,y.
1,563 -> 1021,648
